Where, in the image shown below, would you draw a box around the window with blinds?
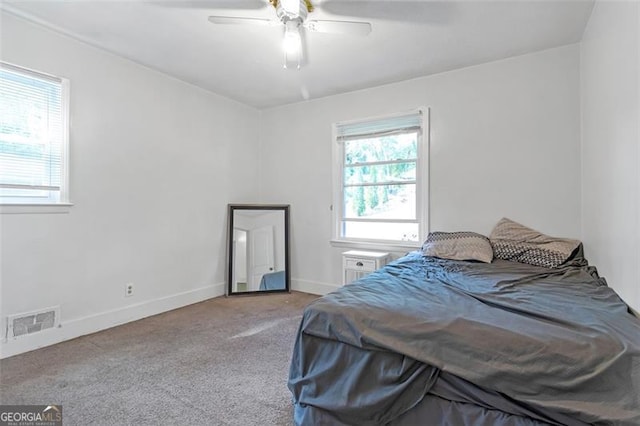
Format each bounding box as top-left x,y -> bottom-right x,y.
0,62 -> 69,205
333,109 -> 428,245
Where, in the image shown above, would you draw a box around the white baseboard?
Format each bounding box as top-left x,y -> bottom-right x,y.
292,278 -> 341,296
0,282 -> 225,359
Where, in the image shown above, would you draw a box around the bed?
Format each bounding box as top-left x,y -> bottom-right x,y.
259,270 -> 286,290
288,239 -> 640,425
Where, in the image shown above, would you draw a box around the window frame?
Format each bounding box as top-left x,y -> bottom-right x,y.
0,62 -> 71,214
331,108 -> 429,250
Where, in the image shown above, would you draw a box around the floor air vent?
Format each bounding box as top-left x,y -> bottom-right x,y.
6,307 -> 60,338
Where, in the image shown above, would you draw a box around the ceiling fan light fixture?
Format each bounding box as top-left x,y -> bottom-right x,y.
280,0 -> 301,17
283,22 -> 302,55
283,21 -> 302,69
208,0 -> 372,70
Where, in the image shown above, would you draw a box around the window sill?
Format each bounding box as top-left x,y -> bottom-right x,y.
0,203 -> 73,214
330,239 -> 421,254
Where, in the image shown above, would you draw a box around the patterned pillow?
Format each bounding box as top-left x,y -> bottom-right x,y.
422,231 -> 494,263
489,218 -> 581,268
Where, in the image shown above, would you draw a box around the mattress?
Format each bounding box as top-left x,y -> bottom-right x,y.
288,252 -> 640,425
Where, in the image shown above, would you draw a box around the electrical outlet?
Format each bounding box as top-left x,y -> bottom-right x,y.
125,283 -> 134,297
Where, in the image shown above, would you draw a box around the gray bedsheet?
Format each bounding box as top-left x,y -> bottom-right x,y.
259,270 -> 286,290
288,252 -> 640,425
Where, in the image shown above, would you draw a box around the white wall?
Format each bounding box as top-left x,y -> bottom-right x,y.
0,13 -> 261,358
580,1 -> 640,312
259,45 -> 583,293
7,6 -> 633,358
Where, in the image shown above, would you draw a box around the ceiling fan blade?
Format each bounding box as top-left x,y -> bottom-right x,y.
156,1 -> 269,11
305,20 -> 371,36
208,16 -> 274,26
317,1 -> 454,25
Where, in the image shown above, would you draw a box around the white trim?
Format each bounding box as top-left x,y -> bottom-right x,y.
330,239 -> 419,253
340,218 -> 418,224
419,108 -> 431,237
0,61 -> 62,83
331,123 -> 342,241
60,77 -> 71,203
0,63 -> 71,205
291,278 -> 341,296
331,107 -> 430,244
0,282 -> 225,359
0,203 -> 73,214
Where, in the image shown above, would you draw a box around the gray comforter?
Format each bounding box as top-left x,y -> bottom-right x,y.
288,252 -> 640,425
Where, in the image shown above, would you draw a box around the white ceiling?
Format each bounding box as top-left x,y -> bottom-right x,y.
2,0 -> 594,109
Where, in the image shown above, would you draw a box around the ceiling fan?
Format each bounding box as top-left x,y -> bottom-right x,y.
208,0 -> 372,69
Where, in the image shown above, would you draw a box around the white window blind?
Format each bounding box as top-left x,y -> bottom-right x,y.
336,112 -> 422,141
0,62 -> 68,204
333,110 -> 428,245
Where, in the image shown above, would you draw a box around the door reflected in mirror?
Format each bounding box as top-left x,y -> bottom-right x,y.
228,204 -> 290,295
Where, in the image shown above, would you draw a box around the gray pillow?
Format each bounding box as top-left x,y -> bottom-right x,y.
490,218 -> 581,268
422,231 -> 493,263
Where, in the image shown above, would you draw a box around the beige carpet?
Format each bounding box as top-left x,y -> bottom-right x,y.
0,292 -> 318,425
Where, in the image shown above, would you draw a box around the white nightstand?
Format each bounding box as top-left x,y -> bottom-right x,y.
342,250 -> 390,285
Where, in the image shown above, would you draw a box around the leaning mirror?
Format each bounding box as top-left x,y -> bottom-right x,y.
227,204 -> 290,295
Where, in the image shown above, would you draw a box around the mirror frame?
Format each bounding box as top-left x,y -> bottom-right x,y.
227,204 -> 290,296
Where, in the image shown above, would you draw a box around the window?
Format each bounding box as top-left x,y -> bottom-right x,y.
0,62 -> 69,206
332,109 -> 428,246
